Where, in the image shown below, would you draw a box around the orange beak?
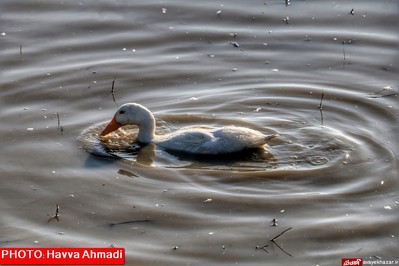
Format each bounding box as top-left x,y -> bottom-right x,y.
101,117 -> 122,136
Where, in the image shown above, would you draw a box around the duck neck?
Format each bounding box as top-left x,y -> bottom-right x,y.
136,111 -> 156,144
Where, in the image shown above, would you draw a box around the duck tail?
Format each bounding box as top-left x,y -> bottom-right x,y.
259,133 -> 279,145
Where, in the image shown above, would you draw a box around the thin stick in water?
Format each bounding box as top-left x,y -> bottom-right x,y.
319,90 -> 325,125
47,204 -> 60,222
271,227 -> 292,242
107,218 -> 151,229
318,89 -> 324,110
271,240 -> 293,257
55,112 -> 64,134
111,74 -> 117,105
56,112 -> 60,129
256,227 -> 293,257
270,227 -> 293,257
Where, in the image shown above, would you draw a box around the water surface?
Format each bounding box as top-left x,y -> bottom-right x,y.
1,0 -> 398,265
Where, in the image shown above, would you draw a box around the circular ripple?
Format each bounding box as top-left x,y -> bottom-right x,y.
307,155 -> 329,166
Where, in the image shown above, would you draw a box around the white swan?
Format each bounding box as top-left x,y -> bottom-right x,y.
101,103 -> 278,155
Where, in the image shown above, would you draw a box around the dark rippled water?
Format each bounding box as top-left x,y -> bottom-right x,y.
1,0 -> 398,265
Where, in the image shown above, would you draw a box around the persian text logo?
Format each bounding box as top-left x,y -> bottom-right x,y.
342,258 -> 363,266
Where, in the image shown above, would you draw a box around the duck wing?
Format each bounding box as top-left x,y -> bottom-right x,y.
157,125 -> 277,154
213,126 -> 277,149
156,126 -> 219,154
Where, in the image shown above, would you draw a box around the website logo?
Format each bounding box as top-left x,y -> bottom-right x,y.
342,258 -> 363,266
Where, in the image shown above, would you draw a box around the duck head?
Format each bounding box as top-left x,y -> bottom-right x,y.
101,103 -> 155,138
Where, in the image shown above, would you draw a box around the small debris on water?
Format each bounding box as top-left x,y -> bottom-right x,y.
27,128 -> 34,131
350,8 -> 355,15
230,42 -> 240,48
203,198 -> 212,203
117,169 -> 138,178
47,204 -> 60,222
271,218 -> 278,226
383,85 -> 392,90
162,8 -> 167,14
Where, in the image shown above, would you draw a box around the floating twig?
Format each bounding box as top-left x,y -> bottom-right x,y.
56,112 -> 60,129
47,204 -> 60,222
318,89 -> 324,110
117,169 -> 138,178
111,74 -> 117,106
369,92 -> 398,99
369,86 -> 398,98
256,227 -> 293,257
271,238 -> 293,257
271,227 -> 293,257
319,89 -> 325,125
107,218 -> 151,229
55,112 -> 64,134
271,227 -> 292,242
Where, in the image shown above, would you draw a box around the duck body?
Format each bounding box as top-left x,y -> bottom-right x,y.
101,103 -> 277,155
156,125 -> 276,154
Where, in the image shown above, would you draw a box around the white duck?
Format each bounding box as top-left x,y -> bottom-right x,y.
101,103 -> 278,155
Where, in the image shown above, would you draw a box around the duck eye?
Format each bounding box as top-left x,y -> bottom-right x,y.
119,110 -> 126,115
